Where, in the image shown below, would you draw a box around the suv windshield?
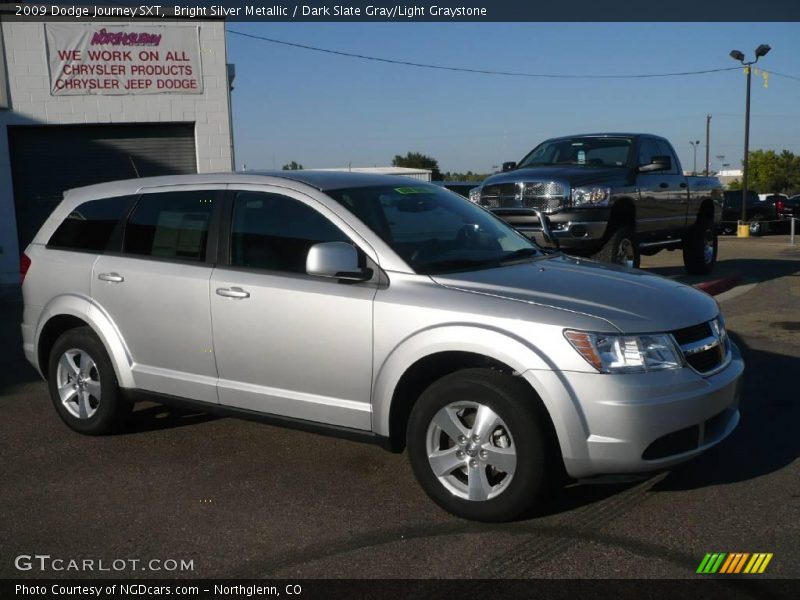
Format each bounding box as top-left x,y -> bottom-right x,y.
518,137 -> 633,169
326,184 -> 541,274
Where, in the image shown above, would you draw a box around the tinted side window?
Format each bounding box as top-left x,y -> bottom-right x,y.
48,195 -> 136,252
124,191 -> 216,261
637,139 -> 661,166
230,191 -> 350,274
655,140 -> 679,174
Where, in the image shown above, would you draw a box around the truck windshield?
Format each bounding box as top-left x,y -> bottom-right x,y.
518,137 -> 633,169
326,184 -> 541,274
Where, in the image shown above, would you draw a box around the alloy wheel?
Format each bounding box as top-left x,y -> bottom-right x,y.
425,401 -> 517,501
616,238 -> 636,268
56,348 -> 101,419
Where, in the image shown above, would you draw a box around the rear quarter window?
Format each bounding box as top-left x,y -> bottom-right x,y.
47,195 -> 137,252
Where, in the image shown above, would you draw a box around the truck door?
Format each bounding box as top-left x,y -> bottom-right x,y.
636,138 -> 686,235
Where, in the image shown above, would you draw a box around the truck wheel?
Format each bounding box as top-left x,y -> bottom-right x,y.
47,326 -> 131,435
406,368 -> 554,522
594,226 -> 640,268
749,215 -> 766,236
683,219 -> 718,275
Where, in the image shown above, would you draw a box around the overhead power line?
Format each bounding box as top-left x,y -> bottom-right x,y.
228,30 -> 745,80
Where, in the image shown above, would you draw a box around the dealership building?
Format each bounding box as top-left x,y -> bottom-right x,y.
0,15 -> 234,284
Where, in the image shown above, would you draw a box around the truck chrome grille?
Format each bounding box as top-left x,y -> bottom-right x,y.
672,320 -> 726,374
479,181 -> 566,213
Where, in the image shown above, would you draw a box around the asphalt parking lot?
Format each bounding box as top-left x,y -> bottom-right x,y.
1,235 -> 798,580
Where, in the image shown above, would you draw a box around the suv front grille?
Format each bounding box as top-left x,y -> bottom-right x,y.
672,320 -> 726,375
480,181 -> 566,213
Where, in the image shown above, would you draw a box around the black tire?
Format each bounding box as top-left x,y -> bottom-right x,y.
47,326 -> 131,435
407,368 -> 555,522
593,225 -> 640,268
683,218 -> 718,275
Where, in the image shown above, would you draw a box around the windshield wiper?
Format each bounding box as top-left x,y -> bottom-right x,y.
497,247 -> 540,264
416,258 -> 500,275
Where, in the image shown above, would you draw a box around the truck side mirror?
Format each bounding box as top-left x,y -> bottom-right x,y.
502,161 -> 517,172
639,155 -> 671,172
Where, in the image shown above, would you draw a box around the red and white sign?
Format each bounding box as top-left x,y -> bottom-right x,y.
45,24 -> 203,96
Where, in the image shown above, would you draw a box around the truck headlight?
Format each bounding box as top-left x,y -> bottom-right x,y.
571,186 -> 611,207
564,330 -> 683,373
468,186 -> 482,204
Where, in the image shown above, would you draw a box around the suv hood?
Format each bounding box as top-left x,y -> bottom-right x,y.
483,166 -> 631,188
432,254 -> 719,333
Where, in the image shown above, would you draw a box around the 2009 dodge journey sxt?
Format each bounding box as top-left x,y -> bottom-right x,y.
21,172 -> 743,521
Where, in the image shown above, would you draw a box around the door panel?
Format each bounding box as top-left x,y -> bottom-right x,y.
91,187 -> 222,402
636,139 -> 687,235
210,270 -> 375,429
92,256 -> 217,401
210,188 -> 376,430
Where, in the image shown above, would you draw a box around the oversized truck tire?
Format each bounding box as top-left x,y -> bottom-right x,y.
594,226 -> 640,269
683,218 -> 718,275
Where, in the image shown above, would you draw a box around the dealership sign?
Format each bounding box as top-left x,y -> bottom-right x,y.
45,24 -> 203,95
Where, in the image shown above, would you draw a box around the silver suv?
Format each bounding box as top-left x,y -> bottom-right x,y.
21,172 -> 743,521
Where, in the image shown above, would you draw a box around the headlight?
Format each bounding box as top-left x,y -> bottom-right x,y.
564,330 -> 683,373
468,186 -> 482,204
711,315 -> 730,354
571,186 -> 612,207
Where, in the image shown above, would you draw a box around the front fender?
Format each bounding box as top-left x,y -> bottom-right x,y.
36,294 -> 136,389
370,324 -> 589,462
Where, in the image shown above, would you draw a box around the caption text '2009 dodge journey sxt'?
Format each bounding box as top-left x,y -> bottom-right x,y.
21,172 -> 743,521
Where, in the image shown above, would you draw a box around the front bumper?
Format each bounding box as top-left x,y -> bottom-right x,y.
492,208 -> 609,251
525,341 -> 744,479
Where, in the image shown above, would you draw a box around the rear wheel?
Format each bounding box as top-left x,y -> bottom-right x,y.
683,218 -> 718,275
594,225 -> 640,268
407,368 -> 554,522
47,327 -> 131,435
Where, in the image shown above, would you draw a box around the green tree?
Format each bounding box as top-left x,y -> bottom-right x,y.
282,161 -> 303,170
741,149 -> 800,194
392,152 -> 441,179
442,170 -> 492,182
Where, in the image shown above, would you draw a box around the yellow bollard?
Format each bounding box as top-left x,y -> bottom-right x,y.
737,222 -> 750,238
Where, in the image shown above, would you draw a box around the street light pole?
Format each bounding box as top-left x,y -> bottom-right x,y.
690,140 -> 700,175
730,44 -> 770,236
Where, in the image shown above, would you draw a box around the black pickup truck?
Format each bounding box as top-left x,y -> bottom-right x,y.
470,133 -> 723,274
720,191 -> 793,235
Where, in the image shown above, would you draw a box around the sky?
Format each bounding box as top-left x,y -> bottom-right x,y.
226,22 -> 800,175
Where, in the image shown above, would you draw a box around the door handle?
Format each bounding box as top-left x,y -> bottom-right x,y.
98,272 -> 124,283
659,182 -> 669,189
679,182 -> 688,188
216,287 -> 250,299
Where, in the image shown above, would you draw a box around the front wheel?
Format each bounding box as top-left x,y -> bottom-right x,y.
683,219 -> 718,275
47,327 -> 131,435
594,226 -> 640,268
407,369 -> 554,522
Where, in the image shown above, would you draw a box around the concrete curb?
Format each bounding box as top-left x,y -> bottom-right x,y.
693,273 -> 743,297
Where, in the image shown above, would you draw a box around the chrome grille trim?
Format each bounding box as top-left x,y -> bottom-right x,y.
671,319 -> 730,376
479,180 -> 568,213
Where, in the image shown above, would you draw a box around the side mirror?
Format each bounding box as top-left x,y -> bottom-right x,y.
502,161 -> 517,172
306,242 -> 371,281
639,155 -> 671,172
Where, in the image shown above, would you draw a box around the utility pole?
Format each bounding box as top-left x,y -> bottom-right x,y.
705,114 -> 711,176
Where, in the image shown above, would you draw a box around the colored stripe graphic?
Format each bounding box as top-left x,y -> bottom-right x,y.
698,552 -> 774,574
